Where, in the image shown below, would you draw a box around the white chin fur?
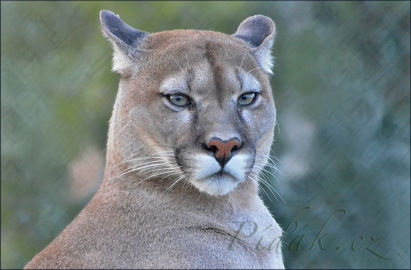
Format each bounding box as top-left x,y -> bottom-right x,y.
190,153 -> 249,196
191,175 -> 239,196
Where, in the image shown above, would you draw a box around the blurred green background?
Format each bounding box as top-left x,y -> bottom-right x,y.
1,1 -> 410,269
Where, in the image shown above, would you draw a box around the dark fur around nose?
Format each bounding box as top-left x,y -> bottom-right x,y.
204,137 -> 242,167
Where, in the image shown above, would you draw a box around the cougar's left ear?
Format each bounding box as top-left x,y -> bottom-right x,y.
100,10 -> 150,73
233,15 -> 276,74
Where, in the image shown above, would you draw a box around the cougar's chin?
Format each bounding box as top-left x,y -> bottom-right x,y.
191,174 -> 239,196
187,153 -> 251,196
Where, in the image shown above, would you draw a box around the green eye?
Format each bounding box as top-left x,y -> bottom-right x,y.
238,92 -> 258,106
168,94 -> 191,107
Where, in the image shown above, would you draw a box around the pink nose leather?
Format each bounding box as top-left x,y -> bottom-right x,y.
206,138 -> 241,165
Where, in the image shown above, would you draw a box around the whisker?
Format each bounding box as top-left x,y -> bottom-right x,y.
111,158 -> 178,178
247,66 -> 263,74
259,174 -> 285,203
249,174 -> 272,202
253,164 -> 279,180
112,152 -> 175,167
139,169 -> 181,184
160,175 -> 186,197
255,173 -> 282,202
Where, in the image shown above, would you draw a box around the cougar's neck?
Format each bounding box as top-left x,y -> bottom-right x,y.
101,83 -> 129,186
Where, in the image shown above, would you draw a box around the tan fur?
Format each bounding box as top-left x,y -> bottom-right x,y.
25,13 -> 284,269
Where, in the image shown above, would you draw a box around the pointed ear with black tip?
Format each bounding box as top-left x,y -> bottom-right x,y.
100,10 -> 149,73
233,15 -> 277,74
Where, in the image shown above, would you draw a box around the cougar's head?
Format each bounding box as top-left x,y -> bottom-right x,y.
100,11 -> 277,196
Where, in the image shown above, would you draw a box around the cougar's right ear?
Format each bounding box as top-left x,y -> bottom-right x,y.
100,10 -> 149,73
233,15 -> 276,74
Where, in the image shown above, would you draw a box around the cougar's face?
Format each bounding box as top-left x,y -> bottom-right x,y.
118,33 -> 276,196
100,9 -> 277,196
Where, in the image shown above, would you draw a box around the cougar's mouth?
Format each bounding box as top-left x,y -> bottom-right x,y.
188,153 -> 252,196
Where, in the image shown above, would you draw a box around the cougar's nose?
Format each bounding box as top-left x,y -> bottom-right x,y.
205,137 -> 242,167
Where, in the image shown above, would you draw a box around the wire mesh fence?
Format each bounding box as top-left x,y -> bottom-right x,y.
1,1 -> 410,268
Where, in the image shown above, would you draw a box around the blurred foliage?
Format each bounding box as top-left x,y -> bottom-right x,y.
1,1 -> 410,269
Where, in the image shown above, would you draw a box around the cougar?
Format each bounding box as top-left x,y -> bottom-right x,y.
25,10 -> 285,269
